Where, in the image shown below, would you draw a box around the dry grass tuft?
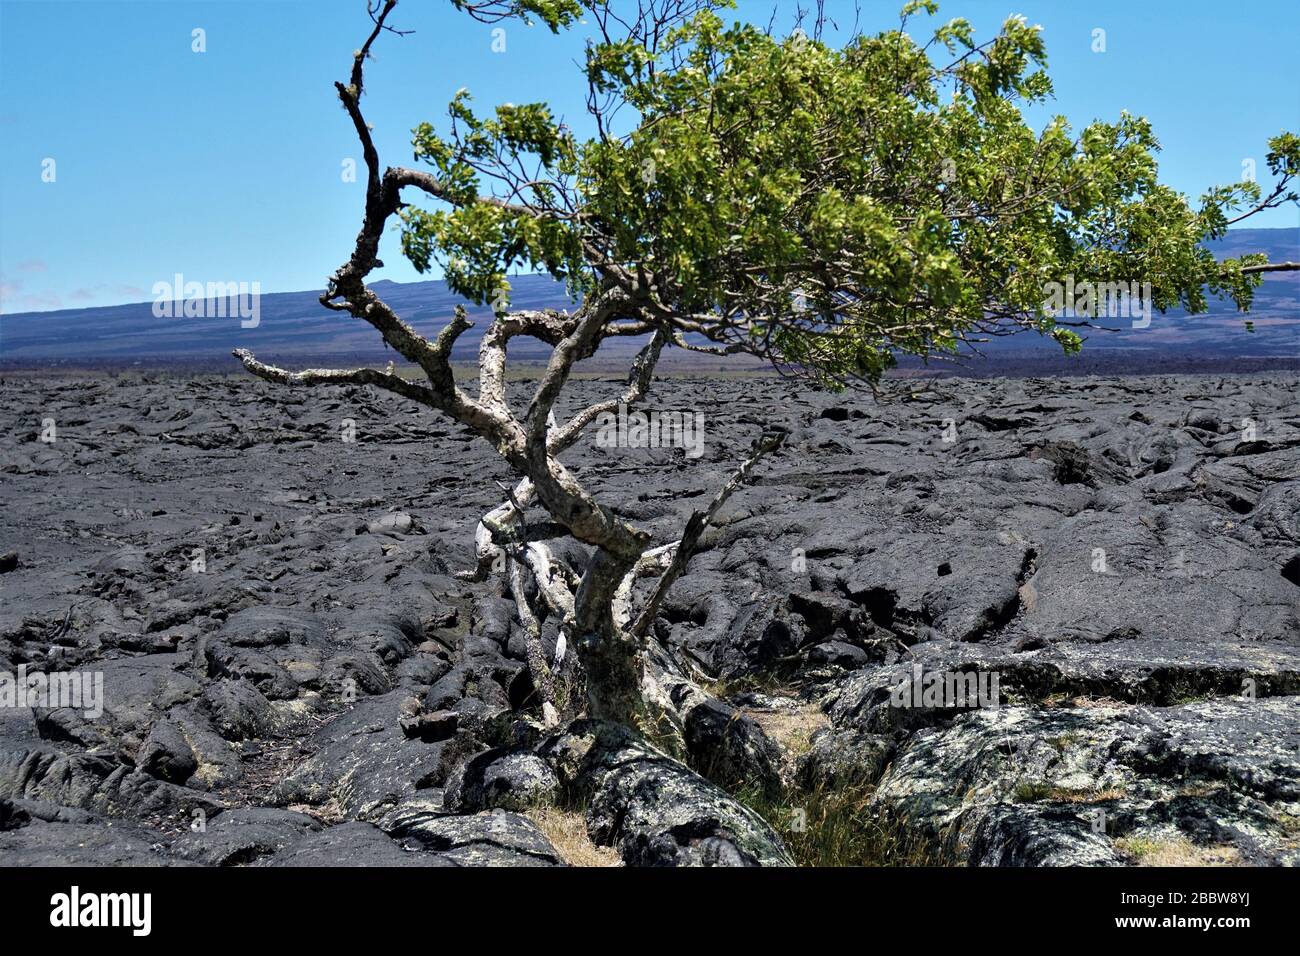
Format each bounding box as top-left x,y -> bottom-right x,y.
1114,835 -> 1242,867
525,806 -> 622,867
742,703 -> 829,758
1275,812 -> 1300,838
1177,781 -> 1227,798
1040,694 -> 1127,710
1013,781 -> 1127,804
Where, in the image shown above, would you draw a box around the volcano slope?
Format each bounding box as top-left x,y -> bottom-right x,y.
0,370 -> 1297,866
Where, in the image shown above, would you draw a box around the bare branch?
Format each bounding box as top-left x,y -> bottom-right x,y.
1238,261 -> 1300,275
550,328 -> 666,449
630,430 -> 786,638
506,556 -> 560,726
231,349 -> 439,407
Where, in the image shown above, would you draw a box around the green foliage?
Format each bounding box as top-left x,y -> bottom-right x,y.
450,0 -> 583,32
401,1 -> 1296,384
402,93 -> 586,303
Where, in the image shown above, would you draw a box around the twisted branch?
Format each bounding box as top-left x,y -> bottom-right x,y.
630,430 -> 786,639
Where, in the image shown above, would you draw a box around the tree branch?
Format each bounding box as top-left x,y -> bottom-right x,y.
1239,261 -> 1300,275
230,349 -> 439,407
630,430 -> 786,638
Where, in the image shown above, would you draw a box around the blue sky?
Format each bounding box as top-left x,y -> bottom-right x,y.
1,0 -> 1297,314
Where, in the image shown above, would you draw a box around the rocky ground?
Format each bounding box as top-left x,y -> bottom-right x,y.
1,369 -> 1297,867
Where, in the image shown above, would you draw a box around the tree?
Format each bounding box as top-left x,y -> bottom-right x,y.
235,0 -> 1298,731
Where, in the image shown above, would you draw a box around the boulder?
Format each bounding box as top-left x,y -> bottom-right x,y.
445,748 -> 560,812
384,807 -> 564,866
543,721 -> 793,867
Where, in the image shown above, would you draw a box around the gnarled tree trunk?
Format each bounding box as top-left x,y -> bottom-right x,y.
232,0 -> 783,733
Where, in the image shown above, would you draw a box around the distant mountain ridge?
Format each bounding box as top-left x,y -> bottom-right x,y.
1,228 -> 1295,371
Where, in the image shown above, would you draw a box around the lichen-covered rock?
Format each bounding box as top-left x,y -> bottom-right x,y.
871,697 -> 1300,866
544,721 -> 793,867
382,806 -> 563,865
445,748 -> 560,812
797,726 -> 893,791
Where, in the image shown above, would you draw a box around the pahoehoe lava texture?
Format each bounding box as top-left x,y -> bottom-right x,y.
1,371 -> 1297,866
